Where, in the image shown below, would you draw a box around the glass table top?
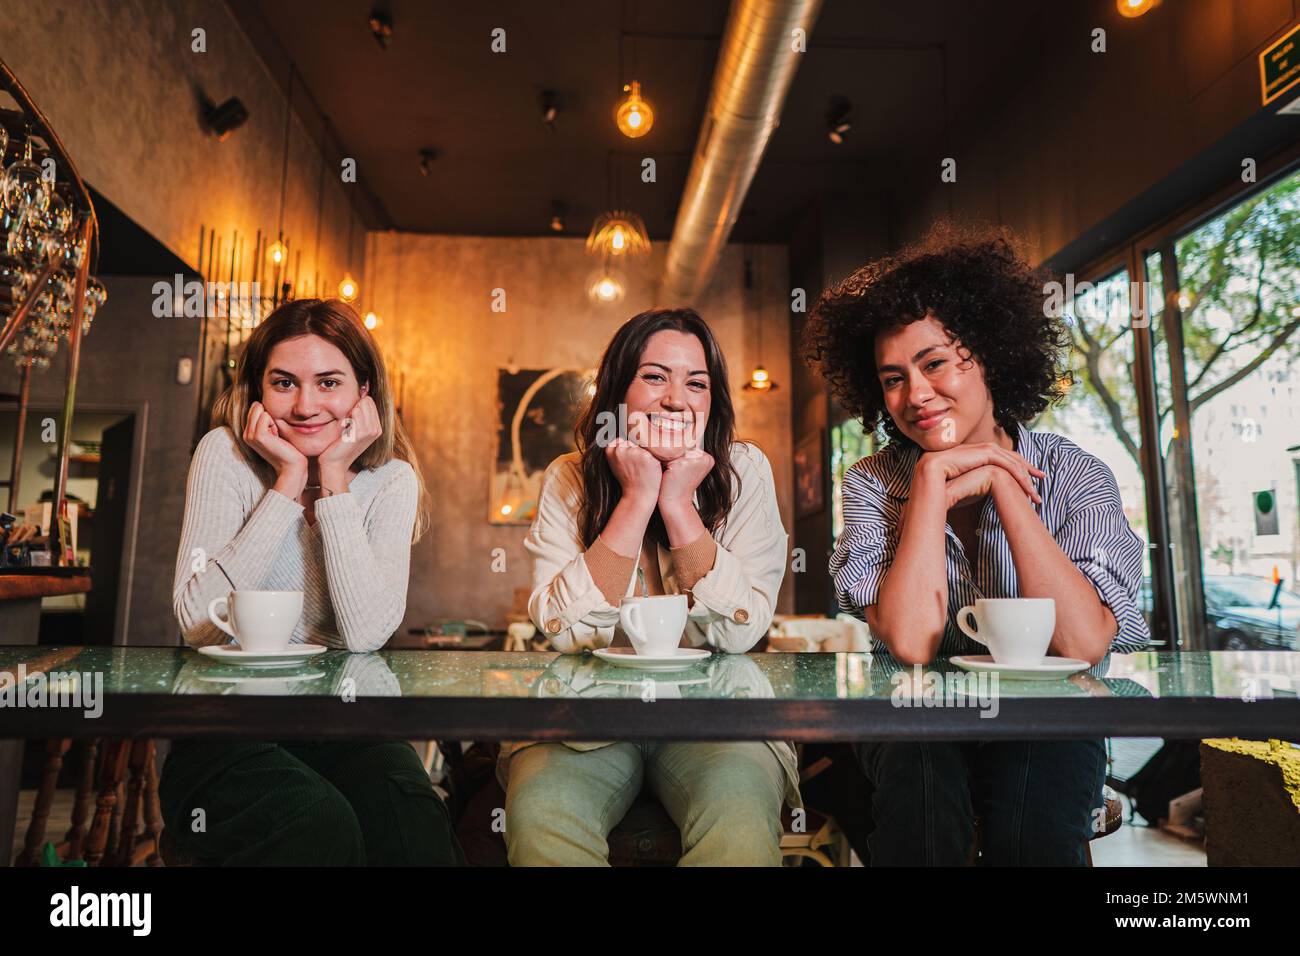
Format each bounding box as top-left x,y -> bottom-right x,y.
1,646 -> 1297,702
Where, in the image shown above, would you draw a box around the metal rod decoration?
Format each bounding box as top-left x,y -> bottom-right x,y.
49,217 -> 94,567
6,361 -> 31,513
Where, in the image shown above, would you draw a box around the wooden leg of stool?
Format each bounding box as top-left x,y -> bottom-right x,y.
111,740 -> 150,867
142,745 -> 163,866
63,739 -> 98,862
84,741 -> 130,866
16,739 -> 71,867
106,778 -> 125,864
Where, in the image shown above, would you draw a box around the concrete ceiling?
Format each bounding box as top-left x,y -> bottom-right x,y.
228,0 -> 1043,241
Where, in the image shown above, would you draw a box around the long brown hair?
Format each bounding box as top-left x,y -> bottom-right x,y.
574,308 -> 740,548
210,298 -> 430,542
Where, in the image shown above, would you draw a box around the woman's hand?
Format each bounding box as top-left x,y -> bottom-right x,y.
658,448 -> 714,511
605,437 -> 663,508
944,464 -> 1003,510
918,442 -> 1043,504
317,396 -> 383,491
244,401 -> 308,497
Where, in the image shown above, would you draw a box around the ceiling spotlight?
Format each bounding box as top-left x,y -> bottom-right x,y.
540,90 -> 559,131
550,200 -> 566,232
369,8 -> 394,49
826,96 -> 852,145
203,97 -> 249,141
418,148 -> 437,177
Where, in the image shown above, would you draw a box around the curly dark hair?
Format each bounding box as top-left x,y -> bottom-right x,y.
801,221 -> 1070,446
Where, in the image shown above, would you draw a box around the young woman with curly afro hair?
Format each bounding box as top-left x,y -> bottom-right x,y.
803,222 -> 1149,866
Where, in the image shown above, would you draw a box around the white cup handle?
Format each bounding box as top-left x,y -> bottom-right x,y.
956,605 -> 987,647
208,595 -> 237,640
618,602 -> 644,645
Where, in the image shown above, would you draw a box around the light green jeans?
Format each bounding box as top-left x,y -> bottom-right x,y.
504,741 -> 786,866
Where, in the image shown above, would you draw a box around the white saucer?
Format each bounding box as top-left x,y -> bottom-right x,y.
197,644 -> 329,668
592,647 -> 712,671
196,669 -> 326,684
950,654 -> 1091,680
594,674 -> 710,687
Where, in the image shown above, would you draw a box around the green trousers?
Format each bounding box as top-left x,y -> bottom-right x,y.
504,741 -> 787,866
159,740 -> 463,866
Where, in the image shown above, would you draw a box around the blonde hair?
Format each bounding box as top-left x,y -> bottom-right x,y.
211,298 -> 430,542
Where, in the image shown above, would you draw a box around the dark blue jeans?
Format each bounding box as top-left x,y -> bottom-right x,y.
854,739 -> 1107,866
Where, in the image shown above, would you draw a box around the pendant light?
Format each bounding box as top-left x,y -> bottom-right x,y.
615,81 -> 654,138
338,200 -> 359,303
743,252 -> 778,392
266,65 -> 294,271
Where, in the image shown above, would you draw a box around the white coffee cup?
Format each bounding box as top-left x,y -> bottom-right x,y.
956,598 -> 1055,666
618,594 -> 688,656
207,590 -> 304,652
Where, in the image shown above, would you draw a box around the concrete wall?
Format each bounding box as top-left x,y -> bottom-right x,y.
0,0 -> 365,291
367,233 -> 794,632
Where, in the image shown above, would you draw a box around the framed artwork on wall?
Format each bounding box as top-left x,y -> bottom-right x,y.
489,367 -> 590,525
793,430 -> 825,519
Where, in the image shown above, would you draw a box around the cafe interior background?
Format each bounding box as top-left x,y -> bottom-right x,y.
1,0 -> 1299,868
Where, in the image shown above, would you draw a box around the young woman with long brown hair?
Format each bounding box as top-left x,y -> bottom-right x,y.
160,298 -> 461,866
502,307 -> 799,866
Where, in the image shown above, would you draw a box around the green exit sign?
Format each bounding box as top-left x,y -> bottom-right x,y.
1260,22 -> 1300,108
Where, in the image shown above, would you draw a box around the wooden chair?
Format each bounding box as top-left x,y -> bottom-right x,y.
17,738 -> 163,867
779,804 -> 852,866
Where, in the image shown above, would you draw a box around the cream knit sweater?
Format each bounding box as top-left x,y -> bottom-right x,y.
172,426 -> 418,652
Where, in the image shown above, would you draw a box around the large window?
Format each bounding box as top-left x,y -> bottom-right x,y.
1149,167 -> 1300,650
830,416 -> 875,543
1037,269 -> 1156,626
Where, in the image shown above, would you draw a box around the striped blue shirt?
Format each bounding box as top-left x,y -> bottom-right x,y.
830,423 -> 1150,659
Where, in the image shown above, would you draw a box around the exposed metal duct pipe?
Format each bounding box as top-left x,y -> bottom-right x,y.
660,0 -> 822,304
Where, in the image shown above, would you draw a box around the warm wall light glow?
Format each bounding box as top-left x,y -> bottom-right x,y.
615,81 -> 654,138
1117,0 -> 1158,17
500,504 -> 513,516
363,311 -> 380,330
338,273 -> 359,302
266,239 -> 287,266
744,366 -> 778,391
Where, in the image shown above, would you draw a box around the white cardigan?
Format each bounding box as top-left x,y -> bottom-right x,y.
524,442 -> 789,653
